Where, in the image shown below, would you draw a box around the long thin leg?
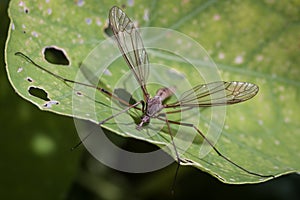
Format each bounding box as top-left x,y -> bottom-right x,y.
163,115 -> 180,163
72,101 -> 142,150
163,114 -> 181,195
157,117 -> 274,178
15,52 -> 140,110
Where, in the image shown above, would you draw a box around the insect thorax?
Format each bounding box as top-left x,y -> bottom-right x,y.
145,87 -> 174,118
137,96 -> 163,130
146,96 -> 164,117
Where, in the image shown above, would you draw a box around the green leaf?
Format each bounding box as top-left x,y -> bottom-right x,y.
5,0 -> 300,184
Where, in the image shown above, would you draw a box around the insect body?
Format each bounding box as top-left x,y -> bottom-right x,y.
138,87 -> 174,129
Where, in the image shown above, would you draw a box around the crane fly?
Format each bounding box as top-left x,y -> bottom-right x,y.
15,6 -> 274,179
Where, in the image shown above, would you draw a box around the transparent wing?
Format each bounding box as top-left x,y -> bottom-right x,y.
109,6 -> 149,99
165,81 -> 259,108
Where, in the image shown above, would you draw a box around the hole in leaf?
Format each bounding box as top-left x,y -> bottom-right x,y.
104,24 -> 113,37
28,87 -> 50,101
43,100 -> 59,108
76,91 -> 83,96
26,77 -> 33,82
43,46 -> 70,65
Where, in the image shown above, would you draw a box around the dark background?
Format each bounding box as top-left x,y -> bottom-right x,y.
1,0 -> 300,199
